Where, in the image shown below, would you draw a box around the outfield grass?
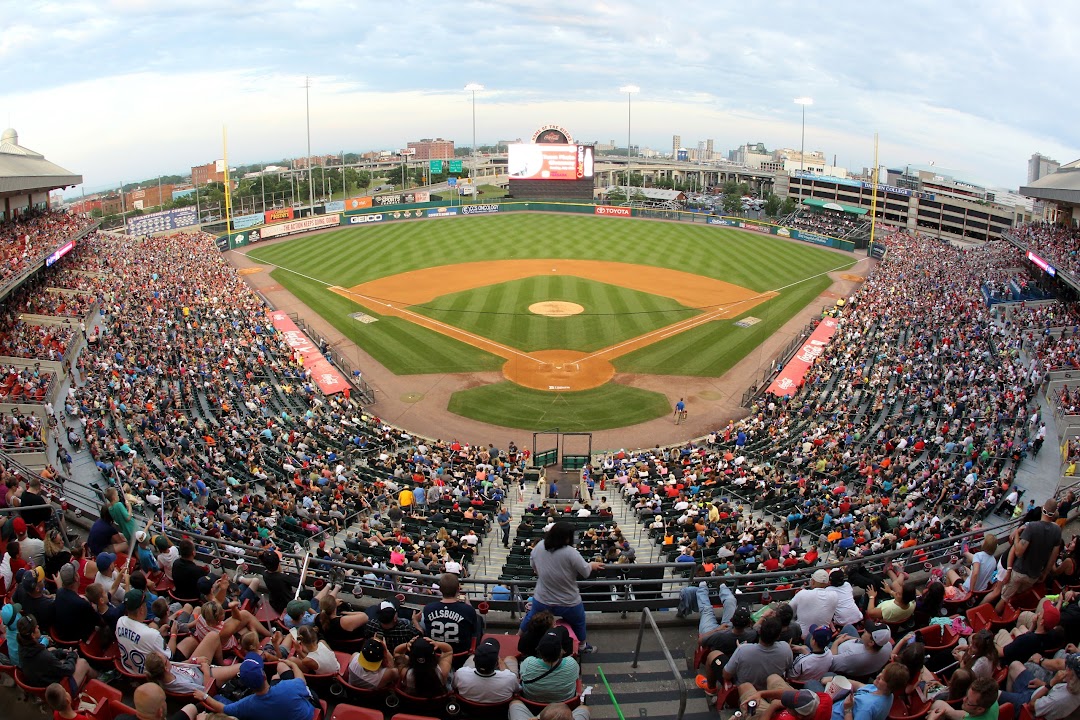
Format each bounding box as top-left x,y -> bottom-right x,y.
413,275 -> 698,352
446,382 -> 672,431
251,214 -> 853,379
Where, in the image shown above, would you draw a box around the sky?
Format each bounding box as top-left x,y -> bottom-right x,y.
2,0 -> 1077,194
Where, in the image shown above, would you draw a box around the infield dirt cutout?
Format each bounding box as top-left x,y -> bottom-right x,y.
330,259 -> 776,392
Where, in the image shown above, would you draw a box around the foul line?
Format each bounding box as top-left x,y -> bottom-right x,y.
249,254 -> 868,371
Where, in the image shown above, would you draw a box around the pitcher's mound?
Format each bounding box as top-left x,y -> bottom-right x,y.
529,301 -> 585,317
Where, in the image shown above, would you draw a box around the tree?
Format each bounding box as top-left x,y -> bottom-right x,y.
780,197 -> 798,216
722,180 -> 739,196
764,193 -> 781,217
605,187 -> 628,206
722,193 -> 743,215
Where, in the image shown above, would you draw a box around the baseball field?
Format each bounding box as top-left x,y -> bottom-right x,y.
246,212 -> 855,430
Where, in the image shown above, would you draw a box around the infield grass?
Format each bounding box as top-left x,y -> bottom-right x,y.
413,275 -> 698,352
249,213 -> 854,380
446,382 -> 672,431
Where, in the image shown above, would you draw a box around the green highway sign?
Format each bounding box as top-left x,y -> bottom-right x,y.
449,160 -> 463,173
429,160 -> 443,173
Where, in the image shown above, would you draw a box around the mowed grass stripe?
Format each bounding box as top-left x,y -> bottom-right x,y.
252,214 -> 853,379
447,382 -> 672,431
412,276 -> 698,353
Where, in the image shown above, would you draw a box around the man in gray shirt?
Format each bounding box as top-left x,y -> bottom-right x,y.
724,617 -> 793,696
997,499 -> 1061,613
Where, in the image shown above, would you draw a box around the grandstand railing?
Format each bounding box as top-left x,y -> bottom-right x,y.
151,514 -> 1020,616
633,607 -> 687,720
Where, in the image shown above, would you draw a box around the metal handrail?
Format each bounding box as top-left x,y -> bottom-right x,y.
633,607 -> 687,720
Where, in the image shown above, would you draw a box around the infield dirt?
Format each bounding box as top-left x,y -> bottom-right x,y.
329,259 -> 776,391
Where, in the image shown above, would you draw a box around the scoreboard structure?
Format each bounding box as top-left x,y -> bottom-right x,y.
508,124 -> 595,202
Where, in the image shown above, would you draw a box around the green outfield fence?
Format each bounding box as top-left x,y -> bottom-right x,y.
217,200 -> 856,253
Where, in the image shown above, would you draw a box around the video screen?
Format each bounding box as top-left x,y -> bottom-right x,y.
508,144 -> 593,181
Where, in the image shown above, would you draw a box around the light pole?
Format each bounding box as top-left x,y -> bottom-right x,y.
305,76 -> 314,213
793,97 -> 813,175
464,83 -> 483,194
620,85 -> 639,201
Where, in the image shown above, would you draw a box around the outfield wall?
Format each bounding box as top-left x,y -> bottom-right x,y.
217,200 -> 855,253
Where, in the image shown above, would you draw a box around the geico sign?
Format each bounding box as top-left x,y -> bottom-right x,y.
349,214 -> 384,224
594,205 -> 631,217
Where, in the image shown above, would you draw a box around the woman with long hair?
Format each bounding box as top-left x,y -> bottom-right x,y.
516,521 -> 604,653
395,636 -> 452,696
952,629 -> 999,680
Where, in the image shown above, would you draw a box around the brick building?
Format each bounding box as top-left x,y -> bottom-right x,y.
407,138 -> 454,161
126,184 -> 175,210
191,161 -> 226,186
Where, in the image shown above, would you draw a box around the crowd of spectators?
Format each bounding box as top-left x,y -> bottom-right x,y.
0,209 -> 93,287
1012,222 -> 1080,277
788,209 -> 870,239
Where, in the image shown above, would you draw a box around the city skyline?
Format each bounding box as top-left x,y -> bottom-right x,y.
3,1 -> 1077,192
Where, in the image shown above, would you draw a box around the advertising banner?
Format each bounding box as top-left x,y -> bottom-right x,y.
171,188 -> 196,200
738,222 -> 771,234
793,229 -> 830,246
268,311 -> 350,395
508,143 -> 593,180
261,213 -> 340,240
232,213 -> 264,230
324,200 -> 345,213
707,217 -> 735,226
126,207 -> 199,235
1027,250 -> 1057,277
45,240 -> 76,267
345,196 -> 373,211
461,204 -> 500,215
347,213 -> 385,225
765,317 -> 839,397
594,205 -> 631,217
372,192 -> 430,206
677,149 -> 689,161
264,207 -> 295,224
869,242 -> 888,260
427,208 -> 458,218
411,191 -> 430,203
229,230 -> 261,248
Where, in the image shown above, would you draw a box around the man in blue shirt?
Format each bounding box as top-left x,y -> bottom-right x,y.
497,507 -> 512,547
199,653 -> 316,720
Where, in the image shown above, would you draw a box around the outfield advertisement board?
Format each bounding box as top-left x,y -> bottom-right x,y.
765,317 -> 839,397
738,222 -> 771,234
324,200 -> 345,213
508,144 -> 593,180
373,191 -> 431,207
264,207 -> 294,224
345,197 -> 373,211
268,311 -> 350,395
261,213 -> 340,239
427,208 -> 458,218
594,205 -> 631,217
794,229 -> 830,246
231,213 -> 264,230
347,213 -> 385,225
126,207 -> 198,235
461,204 -> 500,215
707,217 -> 735,226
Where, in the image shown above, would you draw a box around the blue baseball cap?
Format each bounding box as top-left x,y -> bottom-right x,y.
238,652 -> 266,689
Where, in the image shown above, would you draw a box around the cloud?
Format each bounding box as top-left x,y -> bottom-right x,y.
0,0 -> 1076,190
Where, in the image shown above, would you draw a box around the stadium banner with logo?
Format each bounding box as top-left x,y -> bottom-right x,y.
346,213 -> 386,225
264,207 -> 294,224
765,317 -> 839,397
231,212 -> 264,230
594,205 -> 631,217
707,217 -> 735,226
324,200 -> 345,213
268,310 -> 350,395
372,192 -> 431,207
791,229 -> 830,246
737,221 -> 772,235
345,196 -> 373,211
126,207 -> 199,236
261,213 -> 340,240
461,204 -> 500,215
427,207 -> 458,218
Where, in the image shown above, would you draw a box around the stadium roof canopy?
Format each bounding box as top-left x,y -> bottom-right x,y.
1020,158 -> 1080,205
0,128 -> 82,194
801,197 -> 868,215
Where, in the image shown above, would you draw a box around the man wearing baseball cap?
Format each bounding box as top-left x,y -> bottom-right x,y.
829,619 -> 893,678
346,636 -> 398,690
996,651 -> 1080,719
11,516 -> 45,567
789,624 -> 836,683
357,599 -> 420,650
53,562 -> 100,643
453,636 -> 520,703
790,569 -> 840,641
198,653 -> 318,720
741,680 -> 833,720
13,565 -> 55,634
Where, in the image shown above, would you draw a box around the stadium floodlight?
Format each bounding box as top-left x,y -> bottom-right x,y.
465,84 -> 484,195
620,85 -> 640,199
793,97 -> 813,175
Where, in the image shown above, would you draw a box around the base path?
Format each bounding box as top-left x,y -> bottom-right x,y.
330,259 -> 775,391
